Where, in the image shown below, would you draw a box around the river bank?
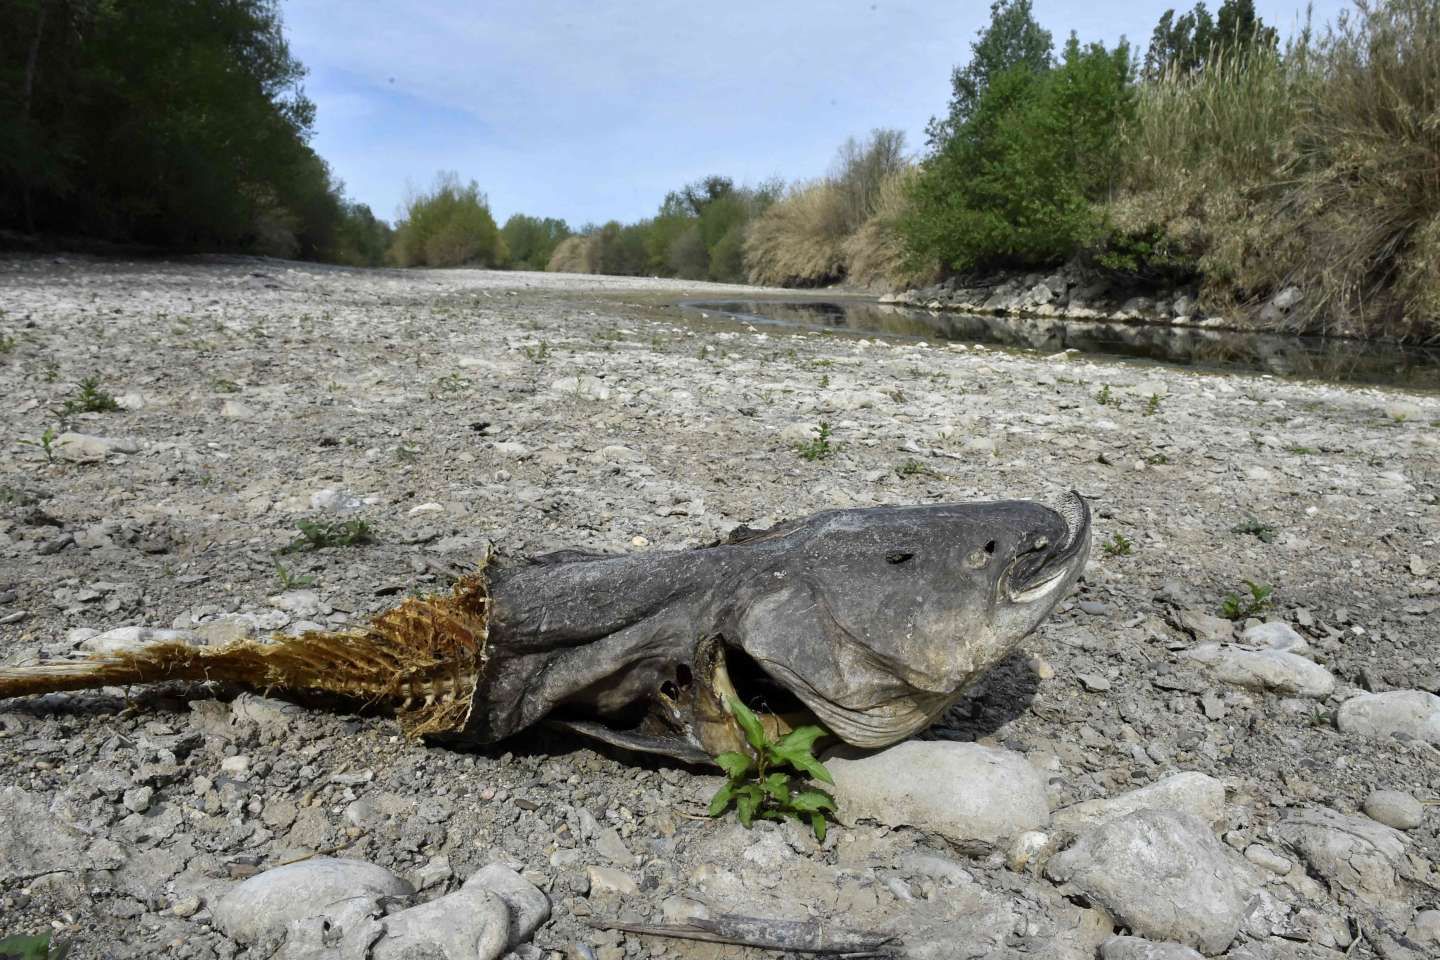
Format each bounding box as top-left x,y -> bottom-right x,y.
1,256 -> 1438,958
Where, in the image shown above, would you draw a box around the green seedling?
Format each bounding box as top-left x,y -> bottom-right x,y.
18,426 -> 59,463
795,421 -> 837,462
60,376 -> 120,415
0,933 -> 69,960
1145,452 -> 1170,465
1231,517 -> 1277,543
1221,580 -> 1275,620
1144,393 -> 1163,416
281,518 -> 376,554
896,459 -> 932,479
818,373 -> 830,389
522,341 -> 551,362
1284,445 -> 1316,455
1095,384 -> 1114,406
708,696 -> 837,842
1102,532 -> 1134,556
275,562 -> 316,590
0,333 -> 16,354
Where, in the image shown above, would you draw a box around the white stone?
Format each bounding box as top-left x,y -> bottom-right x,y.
1185,644 -> 1334,698
372,887 -> 509,960
54,432 -> 140,462
1363,790 -> 1424,830
1047,810 -> 1256,954
220,400 -> 255,419
550,375 -> 610,400
586,866 -> 638,896
1052,772 -> 1225,833
78,626 -> 198,655
1276,806 -> 1410,909
211,858 -> 413,943
1336,690 -> 1440,744
1238,621 -> 1311,656
1101,936 -> 1205,960
826,741 -> 1049,844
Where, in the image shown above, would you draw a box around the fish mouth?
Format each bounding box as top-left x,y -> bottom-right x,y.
1003,491 -> 1091,603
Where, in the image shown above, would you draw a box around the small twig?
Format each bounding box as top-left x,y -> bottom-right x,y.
587,914 -> 899,957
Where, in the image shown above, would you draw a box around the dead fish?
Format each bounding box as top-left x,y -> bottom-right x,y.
0,493 -> 1090,763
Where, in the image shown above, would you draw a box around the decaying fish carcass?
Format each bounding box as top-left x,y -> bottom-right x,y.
0,493 -> 1090,762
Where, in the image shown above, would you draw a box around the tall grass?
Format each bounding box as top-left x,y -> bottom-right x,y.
1116,0 -> 1440,339
843,168 -> 934,289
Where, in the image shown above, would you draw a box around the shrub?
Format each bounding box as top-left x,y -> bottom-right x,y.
903,36 -> 1135,273
389,173 -> 504,267
546,235 -> 594,273
500,214 -> 571,271
744,180 -> 850,286
843,168 -> 934,289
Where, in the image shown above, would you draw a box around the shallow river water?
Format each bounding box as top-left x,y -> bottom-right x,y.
680,298 -> 1440,392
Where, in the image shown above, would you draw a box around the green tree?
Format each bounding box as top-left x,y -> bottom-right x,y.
390,173 -> 503,267
500,214 -> 571,270
1143,0 -> 1277,78
904,35 -> 1134,271
927,0 -> 1054,146
0,0 -> 349,255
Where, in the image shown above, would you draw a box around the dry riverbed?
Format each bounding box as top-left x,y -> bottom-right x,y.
1,256 -> 1439,960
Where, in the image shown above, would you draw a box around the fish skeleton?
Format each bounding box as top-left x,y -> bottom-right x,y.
0,493 -> 1091,762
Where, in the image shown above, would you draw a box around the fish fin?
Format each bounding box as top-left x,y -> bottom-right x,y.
0,572 -> 492,739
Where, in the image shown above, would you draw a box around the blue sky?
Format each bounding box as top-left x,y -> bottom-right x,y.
281,1 -> 1345,228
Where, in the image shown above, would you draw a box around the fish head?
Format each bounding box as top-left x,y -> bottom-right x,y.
707,492 -> 1090,751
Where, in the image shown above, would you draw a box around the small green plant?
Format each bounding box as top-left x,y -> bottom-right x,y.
1102,532 -> 1133,556
1144,452 -> 1170,465
708,697 -> 837,841
18,426 -> 59,463
1095,384 -> 1114,406
522,341 -> 551,362
818,373 -> 831,389
1232,517 -> 1277,543
61,376 -> 120,414
41,362 -> 59,383
1144,393 -> 1163,416
435,372 -> 468,394
0,933 -> 69,960
1284,444 -> 1316,455
281,518 -> 376,554
795,421 -> 837,461
212,378 -> 241,393
274,562 -> 316,590
1221,580 -> 1275,620
896,458 -> 932,478
0,332 -> 16,353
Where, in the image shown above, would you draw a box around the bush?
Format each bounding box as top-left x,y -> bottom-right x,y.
744,181 -> 850,286
546,234 -> 594,273
843,168 -> 933,289
903,36 -> 1134,273
500,214 -> 570,271
389,173 -> 503,267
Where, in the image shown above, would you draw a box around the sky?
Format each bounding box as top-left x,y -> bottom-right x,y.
281,0 -> 1347,229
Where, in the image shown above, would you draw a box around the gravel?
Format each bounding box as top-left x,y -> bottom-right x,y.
1,256 -> 1438,958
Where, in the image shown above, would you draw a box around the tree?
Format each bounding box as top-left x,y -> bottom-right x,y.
927,0 -> 1054,147
1143,0 -> 1277,79
389,173 -> 503,267
500,214 -> 571,271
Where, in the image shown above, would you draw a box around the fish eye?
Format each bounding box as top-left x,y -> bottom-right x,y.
984,540 -> 996,555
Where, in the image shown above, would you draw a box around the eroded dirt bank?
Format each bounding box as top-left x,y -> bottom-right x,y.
1,257 -> 1438,959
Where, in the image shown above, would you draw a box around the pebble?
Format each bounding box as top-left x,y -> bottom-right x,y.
827,741 -> 1050,844
1275,807 -> 1409,906
585,866 -> 638,896
211,857 -> 414,943
1184,643 -> 1335,698
1101,936 -> 1204,960
1336,689 -> 1440,744
1362,790 -> 1424,830
1077,672 -> 1112,692
122,786 -> 153,814
1046,810 -> 1255,954
1051,772 -> 1225,833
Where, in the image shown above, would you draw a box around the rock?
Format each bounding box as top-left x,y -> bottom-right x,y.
1078,672 -> 1112,692
594,827 -> 633,865
1275,806 -> 1409,908
220,400 -> 255,418
1362,790 -> 1423,831
780,421 -> 821,444
78,625 -> 197,655
1175,609 -> 1233,644
1409,909 -> 1440,947
1101,936 -> 1205,960
54,432 -> 140,462
1238,621 -> 1311,656
660,896 -> 710,924
585,866 -> 638,896
211,857 -> 414,943
493,440 -> 531,460
1184,644 -> 1334,698
0,786 -> 89,883
827,741 -> 1049,844
372,886 -> 510,960
1386,401 -> 1423,423
1051,772 -> 1225,833
1272,286 -> 1304,310
122,786 -> 154,814
1243,844 -> 1292,875
1336,690 -> 1440,744
1046,810 -> 1255,954
462,864 -> 551,944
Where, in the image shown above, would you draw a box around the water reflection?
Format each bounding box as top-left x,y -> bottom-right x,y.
680,299 -> 1440,391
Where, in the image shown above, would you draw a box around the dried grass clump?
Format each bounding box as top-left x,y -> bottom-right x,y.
546,234 -> 596,274
744,181 -> 850,287
843,168 -> 935,290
